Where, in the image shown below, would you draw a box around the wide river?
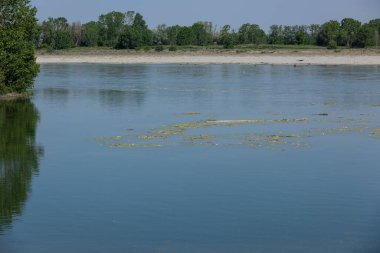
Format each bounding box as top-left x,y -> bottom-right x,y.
1,64 -> 380,253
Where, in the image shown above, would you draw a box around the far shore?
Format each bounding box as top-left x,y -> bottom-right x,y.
36,49 -> 380,66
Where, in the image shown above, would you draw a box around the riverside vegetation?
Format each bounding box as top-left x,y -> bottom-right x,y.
35,12 -> 380,51
0,0 -> 39,95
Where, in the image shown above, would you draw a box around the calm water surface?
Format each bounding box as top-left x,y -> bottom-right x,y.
1,64 -> 380,253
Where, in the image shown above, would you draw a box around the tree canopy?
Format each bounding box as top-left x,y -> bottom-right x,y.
0,0 -> 39,94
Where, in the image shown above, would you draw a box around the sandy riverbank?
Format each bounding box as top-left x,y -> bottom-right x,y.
36,49 -> 380,65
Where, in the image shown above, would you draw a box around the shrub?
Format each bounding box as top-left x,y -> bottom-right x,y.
169,45 -> 177,51
155,45 -> 164,52
327,40 -> 338,49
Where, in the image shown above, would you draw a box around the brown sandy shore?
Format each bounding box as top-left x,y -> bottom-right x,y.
36,49 -> 380,66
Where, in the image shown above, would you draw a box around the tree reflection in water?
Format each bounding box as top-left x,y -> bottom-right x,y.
0,99 -> 43,233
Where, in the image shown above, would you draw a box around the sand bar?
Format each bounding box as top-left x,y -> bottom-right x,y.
36,50 -> 380,65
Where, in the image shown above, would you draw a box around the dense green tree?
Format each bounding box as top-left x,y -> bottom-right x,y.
317,20 -> 340,46
218,25 -> 235,49
115,26 -> 141,49
238,23 -> 267,45
97,11 -> 126,47
166,25 -> 181,45
0,99 -> 43,232
40,17 -> 72,49
177,26 -> 195,46
115,12 -> 152,49
354,20 -> 380,48
0,0 -> 40,94
191,22 -> 213,46
338,18 -> 361,47
268,25 -> 284,44
81,21 -> 99,47
308,24 -> 321,45
132,13 -> 152,46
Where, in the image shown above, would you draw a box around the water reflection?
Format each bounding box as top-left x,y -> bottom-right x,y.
0,99 -> 43,233
98,89 -> 146,109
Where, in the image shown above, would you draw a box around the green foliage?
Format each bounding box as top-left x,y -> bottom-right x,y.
81,21 -> 99,47
327,40 -> 338,49
166,25 -> 180,45
153,24 -> 169,45
238,23 -> 267,45
0,0 -> 40,94
268,25 -> 285,44
219,25 -> 235,49
33,11 -> 380,50
98,11 -> 126,47
191,22 -> 213,46
40,17 -> 72,49
115,26 -> 140,49
317,20 -> 340,46
169,45 -> 177,51
338,18 -> 361,47
355,19 -> 380,47
155,45 -> 164,52
177,26 -> 195,46
0,99 -> 43,232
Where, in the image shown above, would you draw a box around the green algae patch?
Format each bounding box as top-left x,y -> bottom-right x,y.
168,118 -> 307,131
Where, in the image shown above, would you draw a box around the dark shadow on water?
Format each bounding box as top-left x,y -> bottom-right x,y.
98,89 -> 146,109
0,99 -> 43,234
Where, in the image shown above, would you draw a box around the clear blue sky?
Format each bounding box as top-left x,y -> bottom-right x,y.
31,0 -> 380,31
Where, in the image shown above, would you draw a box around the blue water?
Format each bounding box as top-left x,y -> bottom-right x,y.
1,64 -> 380,253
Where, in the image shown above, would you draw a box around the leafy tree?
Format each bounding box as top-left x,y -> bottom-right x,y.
40,17 -> 72,49
308,24 -> 321,45
317,20 -> 340,46
177,26 -> 195,46
115,26 -> 140,49
81,21 -> 99,47
132,13 -> 152,46
116,12 -> 152,49
166,25 -> 181,45
338,18 -> 361,47
219,25 -> 235,49
238,23 -> 267,45
0,0 -> 40,94
268,25 -> 284,44
153,24 -> 169,45
354,20 -> 380,48
191,22 -> 213,46
98,11 -> 126,47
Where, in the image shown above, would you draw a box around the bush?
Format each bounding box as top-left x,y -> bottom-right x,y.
327,40 -> 338,49
169,45 -> 177,51
143,46 -> 151,51
155,45 -> 164,52
0,0 -> 40,94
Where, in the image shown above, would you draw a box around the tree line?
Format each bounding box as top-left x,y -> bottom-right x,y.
36,11 -> 380,50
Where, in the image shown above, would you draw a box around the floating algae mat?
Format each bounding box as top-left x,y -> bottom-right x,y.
95,114 -> 379,149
